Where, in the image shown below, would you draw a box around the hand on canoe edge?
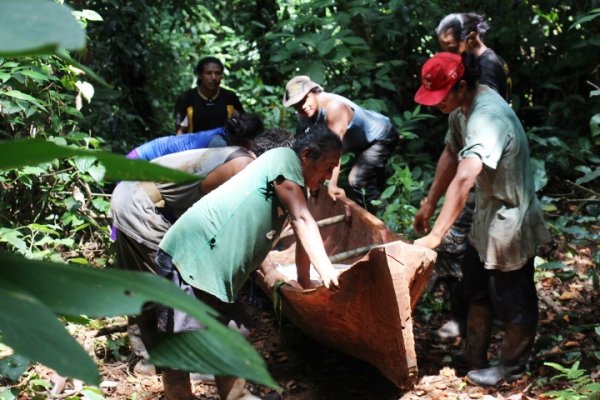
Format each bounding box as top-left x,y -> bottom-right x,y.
413,232 -> 443,250
259,265 -> 302,290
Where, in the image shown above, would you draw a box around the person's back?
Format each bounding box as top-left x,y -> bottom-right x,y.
129,128 -> 226,160
316,93 -> 393,151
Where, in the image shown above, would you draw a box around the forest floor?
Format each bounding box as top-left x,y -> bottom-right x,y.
13,243 -> 600,400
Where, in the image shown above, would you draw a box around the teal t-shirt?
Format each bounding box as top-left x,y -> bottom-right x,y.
159,147 -> 305,302
445,88 -> 551,271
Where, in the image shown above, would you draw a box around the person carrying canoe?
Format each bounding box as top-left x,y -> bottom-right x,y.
111,130 -> 297,398
431,12 -> 513,342
282,75 -> 398,211
412,52 -> 551,387
154,124 -> 343,399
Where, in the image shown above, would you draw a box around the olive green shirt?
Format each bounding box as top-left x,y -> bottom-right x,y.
445,89 -> 551,271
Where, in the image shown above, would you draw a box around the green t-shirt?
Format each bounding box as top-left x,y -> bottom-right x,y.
159,147 -> 305,302
445,88 -> 551,271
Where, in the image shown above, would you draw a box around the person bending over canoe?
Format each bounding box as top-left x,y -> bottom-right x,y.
412,52 -> 550,387
155,124 -> 342,399
110,133 -> 294,391
282,75 -> 398,211
126,111 -> 263,160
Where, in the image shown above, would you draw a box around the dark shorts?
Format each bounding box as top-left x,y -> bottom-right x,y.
462,244 -> 539,325
347,135 -> 398,207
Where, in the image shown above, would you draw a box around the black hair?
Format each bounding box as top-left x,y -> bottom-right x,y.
435,12 -> 489,42
292,124 -> 342,160
451,52 -> 481,93
250,128 -> 295,157
194,56 -> 224,74
224,112 -> 264,147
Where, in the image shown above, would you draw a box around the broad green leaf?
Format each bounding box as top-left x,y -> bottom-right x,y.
575,167 -> 600,185
0,253 -> 277,388
0,140 -> 196,183
591,113 -> 600,137
0,354 -> 30,381
0,278 -> 100,384
340,36 -> 368,47
0,0 -> 85,57
0,387 -> 17,399
536,261 -> 568,270
0,229 -> 27,253
374,79 -> 396,91
18,70 -> 51,81
3,90 -> 47,112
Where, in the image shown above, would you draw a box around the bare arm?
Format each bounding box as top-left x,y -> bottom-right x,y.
200,156 -> 254,194
413,144 -> 459,234
274,179 -> 339,288
324,101 -> 353,201
414,156 -> 482,249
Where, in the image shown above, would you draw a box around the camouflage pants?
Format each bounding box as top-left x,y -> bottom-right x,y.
434,191 -> 476,278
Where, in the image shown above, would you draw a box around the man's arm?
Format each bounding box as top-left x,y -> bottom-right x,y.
414,144 -> 459,234
274,179 -> 339,289
414,156 -> 482,249
324,101 -> 353,201
200,156 -> 254,194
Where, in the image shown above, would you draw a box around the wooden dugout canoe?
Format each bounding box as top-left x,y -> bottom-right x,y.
256,194 -> 437,389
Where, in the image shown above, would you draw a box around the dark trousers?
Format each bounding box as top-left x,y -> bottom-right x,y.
462,244 -> 539,326
347,136 -> 398,209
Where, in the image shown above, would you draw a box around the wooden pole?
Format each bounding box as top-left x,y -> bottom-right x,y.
279,214 -> 347,239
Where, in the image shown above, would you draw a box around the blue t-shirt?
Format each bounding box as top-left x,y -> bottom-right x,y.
131,127 -> 226,160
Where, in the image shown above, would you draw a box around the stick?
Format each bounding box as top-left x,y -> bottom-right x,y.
279,214 -> 347,239
95,323 -> 128,337
538,290 -> 565,315
329,245 -> 375,263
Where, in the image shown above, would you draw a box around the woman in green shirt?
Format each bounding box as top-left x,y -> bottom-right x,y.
156,124 -> 343,400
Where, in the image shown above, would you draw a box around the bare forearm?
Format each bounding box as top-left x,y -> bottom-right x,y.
430,177 -> 473,238
291,217 -> 331,278
425,145 -> 458,207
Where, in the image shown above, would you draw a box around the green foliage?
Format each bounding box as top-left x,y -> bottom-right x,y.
0,253 -> 277,387
543,361 -> 600,400
0,0 -> 85,57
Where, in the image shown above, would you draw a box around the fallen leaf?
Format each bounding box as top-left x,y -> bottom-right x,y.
564,340 -> 580,348
559,290 -> 578,300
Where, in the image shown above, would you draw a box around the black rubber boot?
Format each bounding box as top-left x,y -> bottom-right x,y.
451,303 -> 492,369
466,324 -> 537,387
163,370 -> 199,400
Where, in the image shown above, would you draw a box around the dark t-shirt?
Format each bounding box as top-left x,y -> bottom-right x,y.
174,87 -> 244,132
478,49 -> 512,101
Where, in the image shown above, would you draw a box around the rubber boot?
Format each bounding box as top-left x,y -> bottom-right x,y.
451,303 -> 492,369
467,324 -> 536,387
163,370 -> 198,400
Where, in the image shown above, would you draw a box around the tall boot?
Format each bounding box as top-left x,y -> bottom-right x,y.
467,324 -> 537,387
452,303 -> 492,369
163,370 -> 198,400
434,277 -> 468,341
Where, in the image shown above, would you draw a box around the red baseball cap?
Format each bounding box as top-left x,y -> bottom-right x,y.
414,52 -> 465,106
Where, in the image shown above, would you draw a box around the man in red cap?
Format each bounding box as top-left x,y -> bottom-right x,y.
413,52 -> 551,387
282,75 -> 397,210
